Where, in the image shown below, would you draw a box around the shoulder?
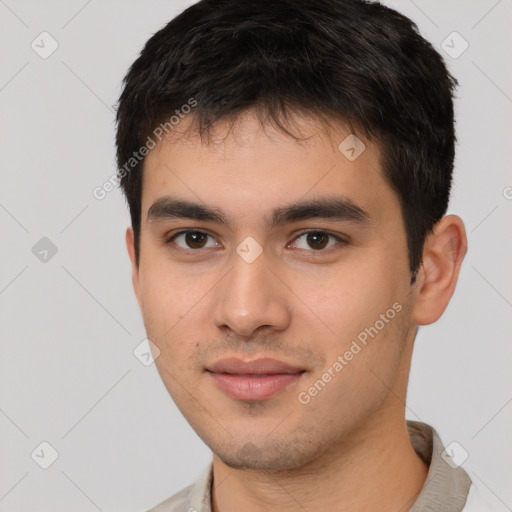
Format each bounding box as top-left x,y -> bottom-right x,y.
463,483 -> 494,511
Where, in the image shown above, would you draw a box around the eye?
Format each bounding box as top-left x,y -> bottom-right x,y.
289,230 -> 345,251
168,230 -> 219,250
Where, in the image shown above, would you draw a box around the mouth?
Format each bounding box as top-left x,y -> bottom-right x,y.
205,357 -> 306,401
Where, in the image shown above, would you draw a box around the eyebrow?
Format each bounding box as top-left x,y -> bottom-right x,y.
146,195 -> 372,229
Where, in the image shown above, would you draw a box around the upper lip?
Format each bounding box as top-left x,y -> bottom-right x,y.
207,357 -> 305,375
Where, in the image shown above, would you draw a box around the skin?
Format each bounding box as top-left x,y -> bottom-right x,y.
126,109 -> 467,511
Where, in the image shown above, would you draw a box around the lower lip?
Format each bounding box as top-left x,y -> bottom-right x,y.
208,372 -> 303,401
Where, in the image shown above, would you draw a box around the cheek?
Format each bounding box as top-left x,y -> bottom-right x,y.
140,267 -> 206,400
296,297 -> 409,428
138,260 -> 201,351
294,255 -> 405,345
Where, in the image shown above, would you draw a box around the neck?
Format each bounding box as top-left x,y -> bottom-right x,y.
211,411 -> 429,512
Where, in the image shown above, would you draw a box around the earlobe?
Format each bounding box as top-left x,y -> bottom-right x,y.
125,227 -> 142,310
412,215 -> 468,325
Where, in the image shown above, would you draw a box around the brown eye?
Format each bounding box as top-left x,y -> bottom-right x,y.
306,232 -> 329,250
291,230 -> 345,251
184,232 -> 208,248
169,231 -> 218,250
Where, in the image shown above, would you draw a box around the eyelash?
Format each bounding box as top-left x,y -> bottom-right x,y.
165,229 -> 347,254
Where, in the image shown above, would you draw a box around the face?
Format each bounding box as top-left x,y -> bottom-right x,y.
127,110 -> 420,470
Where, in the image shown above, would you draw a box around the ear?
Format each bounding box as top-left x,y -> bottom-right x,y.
125,227 -> 142,311
412,215 -> 468,325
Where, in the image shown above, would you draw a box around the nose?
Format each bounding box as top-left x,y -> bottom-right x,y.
212,247 -> 291,338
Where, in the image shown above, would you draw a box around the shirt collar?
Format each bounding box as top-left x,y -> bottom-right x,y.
408,420 -> 471,511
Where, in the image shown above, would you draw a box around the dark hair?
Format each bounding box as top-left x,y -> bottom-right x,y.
115,0 -> 458,281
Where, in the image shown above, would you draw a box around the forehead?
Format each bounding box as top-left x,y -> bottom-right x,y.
148,109 -> 371,158
139,109 -> 397,228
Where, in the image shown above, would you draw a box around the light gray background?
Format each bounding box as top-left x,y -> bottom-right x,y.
0,1 -> 511,511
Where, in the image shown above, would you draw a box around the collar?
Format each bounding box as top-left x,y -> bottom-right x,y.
408,420 -> 471,511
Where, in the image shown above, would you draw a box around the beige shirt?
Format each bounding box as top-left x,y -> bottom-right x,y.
148,421 -> 491,512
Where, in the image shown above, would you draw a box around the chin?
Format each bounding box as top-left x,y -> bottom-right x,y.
213,438 -> 316,471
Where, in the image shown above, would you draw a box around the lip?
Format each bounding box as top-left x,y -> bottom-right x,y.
206,357 -> 306,401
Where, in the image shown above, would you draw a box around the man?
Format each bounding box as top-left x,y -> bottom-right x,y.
115,0 -> 491,510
